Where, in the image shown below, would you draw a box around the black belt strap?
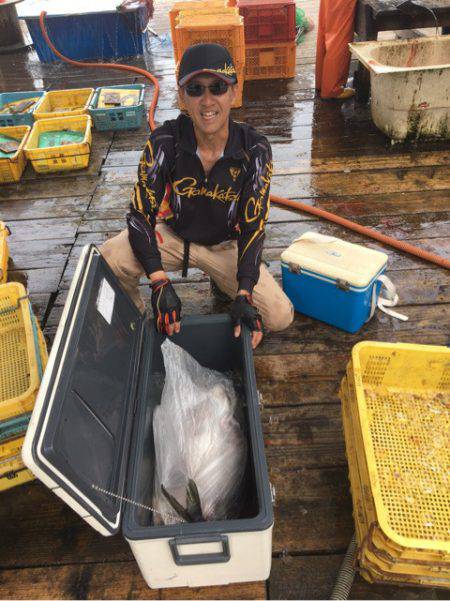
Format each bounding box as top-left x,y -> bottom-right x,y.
182,239 -> 190,278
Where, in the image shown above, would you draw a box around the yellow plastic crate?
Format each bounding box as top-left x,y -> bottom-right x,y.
33,88 -> 94,120
341,374 -> 450,583
0,125 -> 30,184
340,342 -> 450,588
344,363 -> 450,562
24,115 -> 92,174
351,341 -> 450,554
0,436 -> 35,492
0,282 -> 47,422
0,222 -> 10,283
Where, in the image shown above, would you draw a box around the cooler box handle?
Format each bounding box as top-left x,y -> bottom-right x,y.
169,534 -> 231,565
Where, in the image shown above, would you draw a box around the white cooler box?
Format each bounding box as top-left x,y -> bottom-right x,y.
22,245 -> 274,589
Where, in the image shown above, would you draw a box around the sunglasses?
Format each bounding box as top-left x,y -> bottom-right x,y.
184,80 -> 230,97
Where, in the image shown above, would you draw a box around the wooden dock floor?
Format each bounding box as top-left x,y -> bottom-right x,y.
0,0 -> 449,598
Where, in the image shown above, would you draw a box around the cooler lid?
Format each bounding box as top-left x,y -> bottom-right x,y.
22,245 -> 144,536
280,232 -> 388,288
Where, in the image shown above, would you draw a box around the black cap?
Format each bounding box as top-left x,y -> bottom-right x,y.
178,43 -> 238,86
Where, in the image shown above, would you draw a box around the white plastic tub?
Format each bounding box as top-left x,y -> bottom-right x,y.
350,36 -> 450,141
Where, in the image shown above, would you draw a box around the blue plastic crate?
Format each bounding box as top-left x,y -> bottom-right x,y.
89,84 -> 146,131
22,9 -> 146,64
0,413 -> 32,443
0,91 -> 45,127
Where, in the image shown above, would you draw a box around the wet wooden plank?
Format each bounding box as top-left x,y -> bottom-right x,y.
0,197 -> 90,221
0,177 -> 98,201
271,466 -> 353,554
160,582 -> 266,600
0,464 -> 352,568
75,212 -> 450,244
269,554 -> 343,600
6,218 -> 79,242
264,214 -> 450,246
8,266 -> 63,295
259,304 -> 450,356
270,167 -> 450,198
259,379 -> 340,408
263,404 -> 346,470
0,483 -> 133,569
269,555 -> 448,600
8,238 -> 73,270
0,562 -> 160,600
99,164 -> 450,198
285,191 -> 450,218
103,149 -> 450,174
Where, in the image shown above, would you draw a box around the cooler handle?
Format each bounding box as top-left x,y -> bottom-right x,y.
169,534 -> 231,566
368,274 -> 408,322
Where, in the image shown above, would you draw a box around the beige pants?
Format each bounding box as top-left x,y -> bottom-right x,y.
100,222 -> 294,332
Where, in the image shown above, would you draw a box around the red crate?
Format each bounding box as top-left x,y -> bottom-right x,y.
237,0 -> 296,44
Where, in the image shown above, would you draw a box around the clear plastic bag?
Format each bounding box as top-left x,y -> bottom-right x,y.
152,339 -> 247,525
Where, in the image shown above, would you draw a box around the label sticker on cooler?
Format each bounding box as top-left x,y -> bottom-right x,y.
96,278 -> 115,325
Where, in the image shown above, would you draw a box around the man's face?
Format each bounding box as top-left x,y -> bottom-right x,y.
180,74 -> 236,136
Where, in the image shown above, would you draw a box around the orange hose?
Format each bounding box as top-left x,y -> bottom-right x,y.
270,195 -> 450,270
39,11 -> 449,271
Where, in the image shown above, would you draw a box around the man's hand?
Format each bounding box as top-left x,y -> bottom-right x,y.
150,278 -> 182,335
231,292 -> 263,349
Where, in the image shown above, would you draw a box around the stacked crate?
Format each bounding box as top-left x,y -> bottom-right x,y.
339,341 -> 450,588
171,1 -> 245,109
0,282 -> 48,491
170,0 -> 230,62
238,0 -> 296,80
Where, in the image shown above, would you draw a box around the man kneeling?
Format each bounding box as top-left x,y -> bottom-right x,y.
101,43 -> 293,348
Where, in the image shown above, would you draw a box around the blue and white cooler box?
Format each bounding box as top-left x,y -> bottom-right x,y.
281,232 -> 407,333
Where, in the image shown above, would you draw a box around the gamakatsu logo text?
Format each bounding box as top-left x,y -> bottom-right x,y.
173,177 -> 240,203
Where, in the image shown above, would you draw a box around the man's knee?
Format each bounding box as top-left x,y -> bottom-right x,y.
100,230 -> 143,281
264,297 -> 294,332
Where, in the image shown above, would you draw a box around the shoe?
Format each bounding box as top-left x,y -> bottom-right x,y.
335,87 -> 355,100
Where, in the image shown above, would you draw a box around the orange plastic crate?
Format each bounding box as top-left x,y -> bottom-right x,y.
170,0 -> 228,61
245,40 -> 296,80
176,15 -> 245,69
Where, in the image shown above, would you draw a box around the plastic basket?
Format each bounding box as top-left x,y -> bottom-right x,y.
0,222 -> 10,283
0,436 -> 35,492
0,126 -> 31,184
89,84 -> 146,131
0,412 -> 31,443
0,91 -> 46,127
24,115 -> 92,174
0,282 -> 47,422
33,88 -> 94,120
176,16 -> 245,68
341,375 -> 450,588
340,342 -> 450,588
351,341 -> 450,553
169,0 -> 227,59
176,63 -> 244,110
237,0 -> 296,44
245,41 -> 296,80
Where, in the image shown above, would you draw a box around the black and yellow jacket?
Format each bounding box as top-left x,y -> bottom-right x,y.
128,113 -> 273,293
